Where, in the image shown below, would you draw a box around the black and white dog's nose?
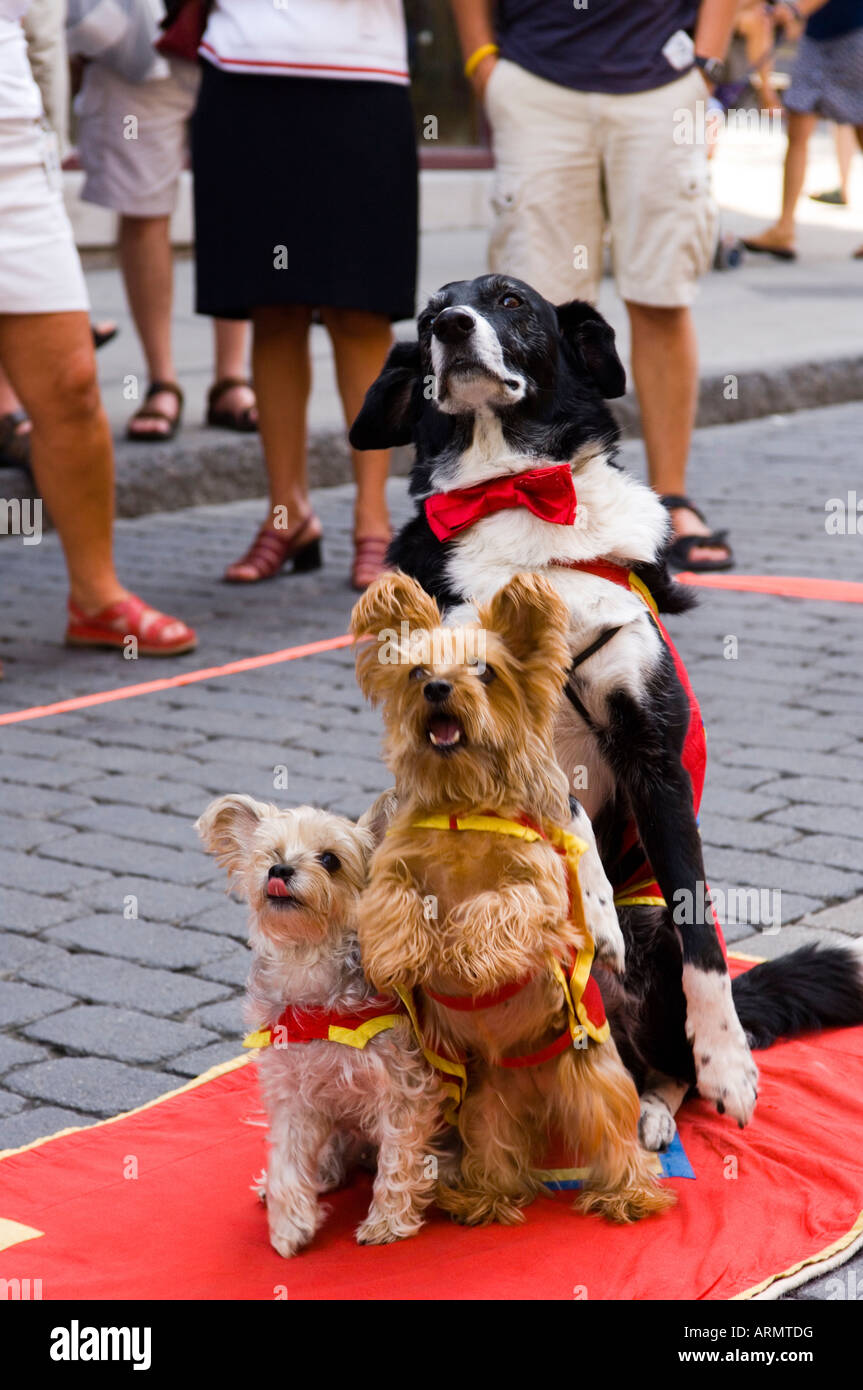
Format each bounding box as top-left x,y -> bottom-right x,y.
268,864 -> 296,883
432,308 -> 475,344
423,679 -> 453,704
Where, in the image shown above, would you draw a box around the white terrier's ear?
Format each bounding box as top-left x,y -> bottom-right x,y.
357,789 -> 399,847
195,794 -> 269,875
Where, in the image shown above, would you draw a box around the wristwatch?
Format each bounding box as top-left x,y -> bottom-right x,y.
694,55 -> 725,85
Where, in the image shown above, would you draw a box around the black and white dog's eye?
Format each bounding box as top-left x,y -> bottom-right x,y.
500,293 -> 522,309
319,851 -> 341,874
409,665 -> 427,681
478,664 -> 496,684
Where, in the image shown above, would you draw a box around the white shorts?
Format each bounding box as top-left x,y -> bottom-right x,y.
485,60 -> 719,308
0,116 -> 89,315
75,59 -> 200,218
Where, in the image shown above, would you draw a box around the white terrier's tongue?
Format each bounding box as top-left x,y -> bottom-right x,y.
429,715 -> 462,747
267,878 -> 291,898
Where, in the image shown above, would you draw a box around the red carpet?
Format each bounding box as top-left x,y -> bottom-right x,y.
2,961 -> 862,1301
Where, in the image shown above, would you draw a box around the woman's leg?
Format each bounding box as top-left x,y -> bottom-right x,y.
118,213 -> 181,436
320,307 -> 393,542
250,304 -> 314,530
0,311 -> 126,611
745,111 -> 818,251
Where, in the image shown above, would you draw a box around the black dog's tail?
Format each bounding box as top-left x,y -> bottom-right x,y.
732,941 -> 863,1050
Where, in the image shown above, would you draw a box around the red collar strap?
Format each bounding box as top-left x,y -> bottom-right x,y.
424,973 -> 533,1011
424,464 -> 576,541
550,557 -> 631,584
252,994 -> 405,1047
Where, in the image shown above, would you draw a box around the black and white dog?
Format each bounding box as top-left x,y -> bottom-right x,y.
351,273 -> 863,1148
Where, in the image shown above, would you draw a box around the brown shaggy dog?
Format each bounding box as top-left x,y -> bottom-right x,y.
351,570 -> 674,1224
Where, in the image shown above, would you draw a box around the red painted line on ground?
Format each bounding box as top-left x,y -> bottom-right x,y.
677,573 -> 863,603
1,573 -> 860,729
0,633 -> 355,728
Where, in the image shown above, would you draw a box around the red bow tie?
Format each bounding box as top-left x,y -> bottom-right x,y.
424,464 -> 577,541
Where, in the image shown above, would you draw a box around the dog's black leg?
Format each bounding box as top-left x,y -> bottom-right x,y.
598,661 -> 758,1127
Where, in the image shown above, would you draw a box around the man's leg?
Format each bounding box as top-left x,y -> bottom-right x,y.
118,214 -> 181,436
626,302 -> 728,568
743,111 -> 818,253
0,311 -> 129,611
320,307 -> 393,543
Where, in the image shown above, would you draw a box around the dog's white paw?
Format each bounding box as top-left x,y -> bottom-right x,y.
638,1092 -> 677,1152
268,1208 -> 318,1258
683,965 -> 759,1127
569,802 -> 625,973
355,1210 -> 418,1246
590,908 -> 626,974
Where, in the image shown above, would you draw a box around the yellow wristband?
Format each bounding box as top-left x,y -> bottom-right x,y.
464,43 -> 499,80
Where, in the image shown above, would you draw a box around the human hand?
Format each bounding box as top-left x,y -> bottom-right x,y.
772,2 -> 804,40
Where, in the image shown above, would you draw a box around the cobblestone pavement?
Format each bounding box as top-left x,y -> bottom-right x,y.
1,402 -> 861,1297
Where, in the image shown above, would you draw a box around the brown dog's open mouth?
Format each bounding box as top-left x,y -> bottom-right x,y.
427,713 -> 464,751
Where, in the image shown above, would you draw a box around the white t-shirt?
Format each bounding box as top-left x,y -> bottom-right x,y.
201,0 -> 409,85
0,5 -> 43,122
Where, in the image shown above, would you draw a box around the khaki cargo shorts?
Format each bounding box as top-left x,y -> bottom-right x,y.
75,58 -> 200,218
484,59 -> 718,307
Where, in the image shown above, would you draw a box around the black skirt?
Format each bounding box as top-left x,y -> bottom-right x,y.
191,61 -> 418,321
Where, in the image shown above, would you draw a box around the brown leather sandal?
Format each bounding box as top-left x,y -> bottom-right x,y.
126,381 -> 184,443
224,513 -> 323,583
206,377 -> 258,433
351,536 -> 391,592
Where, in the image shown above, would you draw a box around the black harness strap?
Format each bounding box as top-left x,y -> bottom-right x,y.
562,625 -> 622,728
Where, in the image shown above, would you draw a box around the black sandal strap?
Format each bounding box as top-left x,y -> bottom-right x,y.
659,494 -> 707,525
146,381 -> 184,405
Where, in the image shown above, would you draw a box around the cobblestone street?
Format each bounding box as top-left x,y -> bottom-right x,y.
1,402 -> 862,1295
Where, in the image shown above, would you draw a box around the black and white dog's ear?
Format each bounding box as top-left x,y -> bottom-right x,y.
555,300 -> 627,399
349,340 -> 421,450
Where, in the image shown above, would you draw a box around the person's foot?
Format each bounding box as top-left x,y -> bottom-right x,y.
810,187 -> 847,206
126,382 -> 184,442
351,535 -> 391,591
206,378 -> 258,432
0,410 -> 32,469
741,226 -> 797,260
662,500 -> 733,570
224,512 -> 323,582
66,590 -> 197,656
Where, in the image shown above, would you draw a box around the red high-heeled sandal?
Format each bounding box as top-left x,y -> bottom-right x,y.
224,513 -> 322,583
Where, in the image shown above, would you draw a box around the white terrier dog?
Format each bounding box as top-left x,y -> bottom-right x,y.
196,796 -> 445,1257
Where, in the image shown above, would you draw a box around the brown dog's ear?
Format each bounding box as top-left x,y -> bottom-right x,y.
351,571 -> 442,703
195,795 -> 269,877
480,573 -> 571,685
349,341 -> 421,450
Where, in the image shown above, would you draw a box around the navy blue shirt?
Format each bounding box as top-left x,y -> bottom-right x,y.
806,0 -> 863,40
497,0 -> 700,95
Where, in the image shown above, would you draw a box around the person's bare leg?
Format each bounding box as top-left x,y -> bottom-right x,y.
0,359 -> 31,442
835,123 -> 856,202
320,307 -> 393,542
223,305 -> 316,581
0,311 -> 128,610
117,213 -> 180,436
627,301 -> 729,568
745,111 -> 818,251
211,318 -> 257,424
852,125 -> 863,255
